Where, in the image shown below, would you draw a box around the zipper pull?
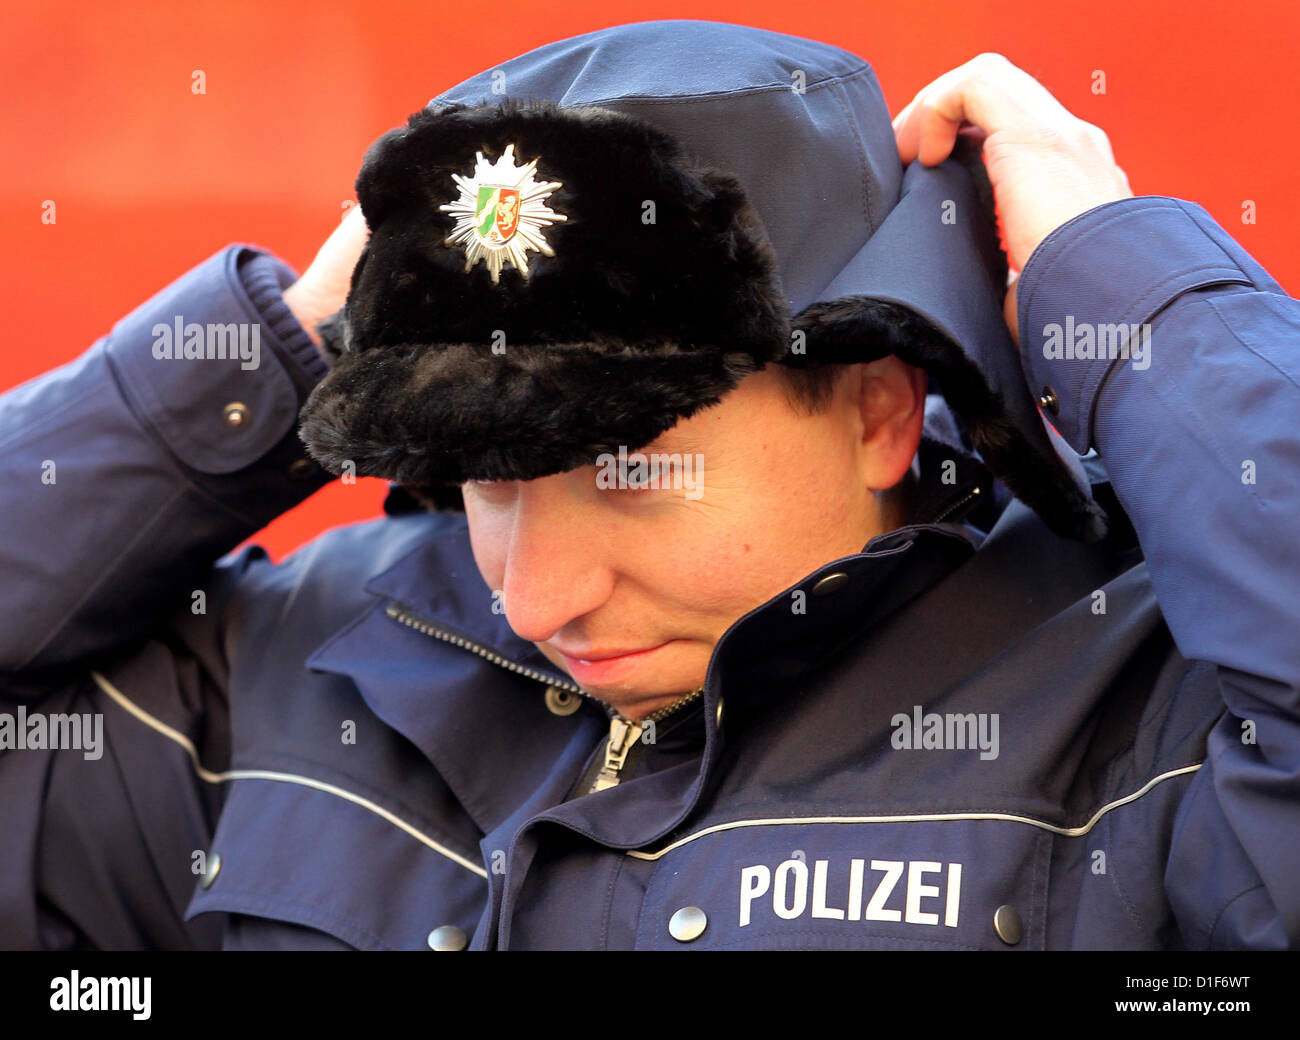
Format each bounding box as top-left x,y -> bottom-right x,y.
589,716 -> 643,793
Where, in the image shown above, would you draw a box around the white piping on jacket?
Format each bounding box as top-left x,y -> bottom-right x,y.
89,670 -> 489,880
91,671 -> 1202,875
624,763 -> 1203,861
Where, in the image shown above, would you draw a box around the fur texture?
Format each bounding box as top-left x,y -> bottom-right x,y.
298,98 -> 790,492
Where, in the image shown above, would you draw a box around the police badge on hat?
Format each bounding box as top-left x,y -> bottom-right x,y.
439,144 -> 567,284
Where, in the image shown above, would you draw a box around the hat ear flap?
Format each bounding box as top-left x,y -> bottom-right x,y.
791,297 -> 1109,542
946,133 -> 1008,289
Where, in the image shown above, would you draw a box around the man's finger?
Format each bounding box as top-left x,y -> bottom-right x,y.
895,62 -> 1000,166
894,54 -> 1074,167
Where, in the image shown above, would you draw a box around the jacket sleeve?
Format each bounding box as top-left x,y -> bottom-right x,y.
0,245 -> 333,691
1016,197 -> 1300,949
0,246 -> 333,948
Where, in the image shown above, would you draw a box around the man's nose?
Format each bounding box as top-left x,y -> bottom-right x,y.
498,477 -> 615,644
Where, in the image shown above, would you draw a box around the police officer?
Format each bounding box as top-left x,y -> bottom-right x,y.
1,21 -> 1296,951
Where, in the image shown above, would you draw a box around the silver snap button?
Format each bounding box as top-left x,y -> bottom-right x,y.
993,904 -> 1023,945
715,697 -> 724,729
811,572 -> 849,596
199,851 -> 222,890
668,906 -> 708,943
426,924 -> 468,951
544,686 -> 582,716
1038,387 -> 1059,415
222,401 -> 250,429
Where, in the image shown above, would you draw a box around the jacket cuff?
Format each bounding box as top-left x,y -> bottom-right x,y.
235,248 -> 330,386
105,245 -> 323,475
1016,197 -> 1254,453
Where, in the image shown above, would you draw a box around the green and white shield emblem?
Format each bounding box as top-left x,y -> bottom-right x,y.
441,144 -> 567,284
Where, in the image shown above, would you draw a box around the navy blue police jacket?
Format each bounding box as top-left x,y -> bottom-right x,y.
0,193 -> 1298,951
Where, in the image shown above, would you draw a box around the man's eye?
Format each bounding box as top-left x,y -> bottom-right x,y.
617,461 -> 677,490
618,463 -> 653,488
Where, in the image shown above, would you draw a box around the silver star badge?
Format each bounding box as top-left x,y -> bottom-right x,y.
439,144 -> 567,284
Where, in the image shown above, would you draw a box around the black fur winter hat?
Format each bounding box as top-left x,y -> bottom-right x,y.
299,99 -> 789,500
298,21 -> 1107,540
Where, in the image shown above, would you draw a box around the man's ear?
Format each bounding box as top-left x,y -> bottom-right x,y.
854,357 -> 928,491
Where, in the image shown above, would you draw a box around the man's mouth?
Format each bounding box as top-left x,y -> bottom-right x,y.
554,643 -> 672,684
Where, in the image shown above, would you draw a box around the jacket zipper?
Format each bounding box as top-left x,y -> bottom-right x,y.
588,686 -> 704,794
383,601 -> 584,694
930,485 -> 982,524
384,600 -> 706,796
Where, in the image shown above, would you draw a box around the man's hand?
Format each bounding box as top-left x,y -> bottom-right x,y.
283,202 -> 370,358
892,54 -> 1133,337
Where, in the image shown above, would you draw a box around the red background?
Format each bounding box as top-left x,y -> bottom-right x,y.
4,0 -> 1295,561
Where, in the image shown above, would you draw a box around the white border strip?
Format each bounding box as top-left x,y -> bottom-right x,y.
626,764 -> 1203,861
90,669 -> 489,880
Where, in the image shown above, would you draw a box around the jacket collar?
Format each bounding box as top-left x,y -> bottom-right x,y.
306,398 -> 994,836
305,519 -> 595,837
